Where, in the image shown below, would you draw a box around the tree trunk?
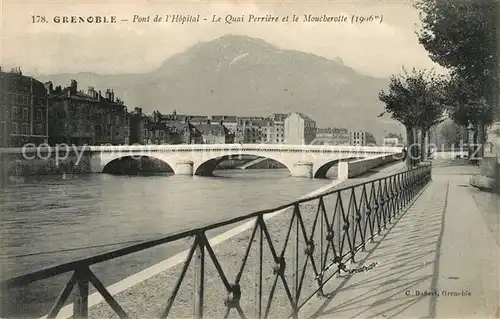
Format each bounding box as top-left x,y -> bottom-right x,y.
420,129 -> 427,161
405,126 -> 415,168
477,121 -> 485,157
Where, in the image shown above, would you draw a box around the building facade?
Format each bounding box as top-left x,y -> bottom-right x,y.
211,115 -> 238,134
349,131 -> 366,146
140,110 -> 205,145
313,127 -> 350,145
47,80 -> 129,145
383,133 -> 404,147
197,122 -> 235,144
0,67 -> 49,147
271,113 -> 286,144
129,107 -> 147,144
349,131 -> 377,146
236,118 -> 263,143
284,112 -> 316,145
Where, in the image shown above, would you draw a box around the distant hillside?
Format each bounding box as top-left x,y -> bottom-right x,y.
37,34 -> 402,141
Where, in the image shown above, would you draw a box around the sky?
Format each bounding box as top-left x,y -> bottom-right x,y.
0,0 -> 446,78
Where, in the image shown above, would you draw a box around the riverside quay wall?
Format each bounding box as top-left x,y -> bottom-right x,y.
0,146 -> 93,180
0,146 -> 285,181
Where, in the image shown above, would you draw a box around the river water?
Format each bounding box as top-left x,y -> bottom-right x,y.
0,168 -> 335,317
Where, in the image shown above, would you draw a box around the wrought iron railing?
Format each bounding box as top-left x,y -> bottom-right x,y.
1,164 -> 432,319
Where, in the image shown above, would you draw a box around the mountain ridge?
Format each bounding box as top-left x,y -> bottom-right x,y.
36,34 -> 402,141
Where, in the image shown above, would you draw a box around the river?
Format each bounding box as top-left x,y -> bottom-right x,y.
0,168 -> 335,317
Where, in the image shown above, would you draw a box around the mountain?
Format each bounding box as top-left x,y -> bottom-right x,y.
36,34 -> 402,141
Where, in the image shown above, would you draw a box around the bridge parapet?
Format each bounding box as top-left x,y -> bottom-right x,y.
87,144 -> 401,155
1,144 -> 402,178
338,154 -> 402,180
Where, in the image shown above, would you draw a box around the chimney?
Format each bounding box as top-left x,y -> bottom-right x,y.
70,79 -> 77,93
88,86 -> 94,96
207,119 -> 211,125
105,89 -> 111,100
111,89 -> 115,102
44,81 -> 54,95
98,90 -> 102,102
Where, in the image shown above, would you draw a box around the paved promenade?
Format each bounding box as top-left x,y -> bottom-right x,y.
301,159 -> 500,318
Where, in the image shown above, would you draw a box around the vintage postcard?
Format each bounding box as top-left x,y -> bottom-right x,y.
1,0 -> 499,318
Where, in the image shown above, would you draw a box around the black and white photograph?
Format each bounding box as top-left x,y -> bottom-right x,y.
0,0 -> 499,318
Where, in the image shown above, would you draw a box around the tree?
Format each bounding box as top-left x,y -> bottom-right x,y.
442,73 -> 492,148
415,0 -> 499,148
379,68 -> 445,166
437,119 -> 466,148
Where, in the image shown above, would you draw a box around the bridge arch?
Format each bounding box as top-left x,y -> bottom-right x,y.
102,155 -> 175,174
313,157 -> 362,179
193,152 -> 293,176
95,152 -> 178,174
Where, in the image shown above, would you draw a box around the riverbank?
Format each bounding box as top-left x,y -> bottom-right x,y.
41,162 -> 406,319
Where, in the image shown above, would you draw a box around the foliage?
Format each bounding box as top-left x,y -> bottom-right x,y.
378,68 -> 445,132
442,73 -> 492,127
436,120 -> 467,148
415,0 -> 499,123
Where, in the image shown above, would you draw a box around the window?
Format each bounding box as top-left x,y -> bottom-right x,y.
143,129 -> 148,137
37,109 -> 43,121
12,107 -> 18,120
0,105 -> 6,121
22,123 -> 29,135
35,124 -> 43,135
115,115 -> 120,126
11,94 -> 16,104
12,122 -> 18,134
116,127 -> 120,136
23,108 -> 29,120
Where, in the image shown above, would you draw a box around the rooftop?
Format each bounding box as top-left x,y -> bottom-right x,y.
196,123 -> 229,135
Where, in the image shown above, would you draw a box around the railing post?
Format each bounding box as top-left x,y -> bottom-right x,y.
195,233 -> 205,319
255,219 -> 263,319
293,205 -> 299,305
73,267 -> 90,319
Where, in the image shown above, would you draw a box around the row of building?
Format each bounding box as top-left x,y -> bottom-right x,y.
0,68 -> 398,148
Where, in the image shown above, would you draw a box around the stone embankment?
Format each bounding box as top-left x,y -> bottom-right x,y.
0,152 -> 92,183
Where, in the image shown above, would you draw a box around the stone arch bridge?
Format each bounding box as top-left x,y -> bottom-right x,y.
90,144 -> 401,179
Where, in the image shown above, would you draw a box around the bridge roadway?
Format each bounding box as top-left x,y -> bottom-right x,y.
88,144 -> 401,178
